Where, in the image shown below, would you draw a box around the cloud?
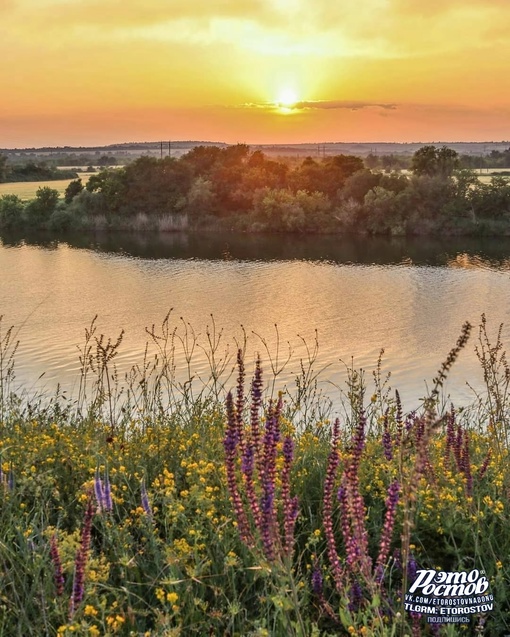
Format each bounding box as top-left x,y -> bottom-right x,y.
293,100 -> 398,111
237,100 -> 398,112
25,0 -> 271,29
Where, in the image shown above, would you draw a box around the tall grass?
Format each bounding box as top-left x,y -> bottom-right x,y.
0,316 -> 509,635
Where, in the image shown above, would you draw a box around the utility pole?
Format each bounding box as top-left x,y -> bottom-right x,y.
168,141 -> 172,158
160,141 -> 163,160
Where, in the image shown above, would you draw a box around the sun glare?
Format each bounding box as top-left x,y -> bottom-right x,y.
275,88 -> 299,113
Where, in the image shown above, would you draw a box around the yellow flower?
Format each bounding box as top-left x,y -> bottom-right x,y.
167,592 -> 179,604
84,605 -> 98,616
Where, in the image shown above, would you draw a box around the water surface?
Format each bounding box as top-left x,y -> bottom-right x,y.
2,231 -> 510,412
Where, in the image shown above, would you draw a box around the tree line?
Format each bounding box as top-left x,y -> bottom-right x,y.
1,144 -> 510,236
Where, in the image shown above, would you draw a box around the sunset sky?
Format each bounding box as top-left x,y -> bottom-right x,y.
1,0 -> 510,147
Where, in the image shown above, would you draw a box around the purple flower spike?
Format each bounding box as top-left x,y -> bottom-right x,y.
141,480 -> 153,518
382,410 -> 393,461
8,465 -> 14,491
311,566 -> 323,596
69,496 -> 94,619
375,480 -> 401,580
94,469 -> 105,513
104,472 -> 113,512
50,534 -> 65,596
323,419 -> 344,592
348,580 -> 363,612
281,437 -> 298,556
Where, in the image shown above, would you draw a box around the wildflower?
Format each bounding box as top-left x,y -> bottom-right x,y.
348,580 -> 363,612
223,391 -> 252,545
311,566 -> 323,596
323,419 -> 344,592
69,496 -> 94,619
50,534 -> 65,596
141,480 -> 153,518
478,449 -> 491,480
281,436 -> 299,557
235,349 -> 245,455
462,434 -> 473,496
250,356 -> 263,460
375,480 -> 400,582
395,390 -> 403,443
259,399 -> 282,561
94,468 -> 112,513
241,442 -> 261,530
382,410 -> 393,461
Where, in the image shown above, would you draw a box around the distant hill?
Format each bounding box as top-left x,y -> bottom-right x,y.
1,140 -> 509,159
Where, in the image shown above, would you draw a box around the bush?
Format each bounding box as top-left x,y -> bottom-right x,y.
24,187 -> 60,228
0,194 -> 25,229
48,205 -> 75,231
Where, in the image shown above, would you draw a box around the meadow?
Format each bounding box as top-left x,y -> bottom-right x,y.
0,314 -> 509,636
0,173 -> 93,200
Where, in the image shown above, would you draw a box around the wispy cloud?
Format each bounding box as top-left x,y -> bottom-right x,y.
237,100 -> 398,112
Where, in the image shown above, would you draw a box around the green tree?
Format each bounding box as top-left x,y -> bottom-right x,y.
64,178 -> 84,203
0,154 -> 8,182
25,187 -> 60,227
411,145 -> 459,177
0,194 -> 24,228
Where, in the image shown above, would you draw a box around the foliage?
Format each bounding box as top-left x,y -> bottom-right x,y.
0,194 -> 25,229
64,178 -> 84,204
411,146 -> 460,178
1,159 -> 78,183
24,186 -> 60,227
0,317 -> 509,635
6,143 -> 510,235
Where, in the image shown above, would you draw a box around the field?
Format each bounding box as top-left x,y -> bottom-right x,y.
0,316 -> 509,635
0,173 -> 94,200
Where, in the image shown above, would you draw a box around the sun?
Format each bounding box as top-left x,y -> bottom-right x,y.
275,88 -> 299,113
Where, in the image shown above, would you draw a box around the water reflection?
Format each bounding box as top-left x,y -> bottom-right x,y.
3,230 -> 510,270
1,231 -> 510,411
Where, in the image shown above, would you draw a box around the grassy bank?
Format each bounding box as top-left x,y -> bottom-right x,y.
0,317 -> 509,635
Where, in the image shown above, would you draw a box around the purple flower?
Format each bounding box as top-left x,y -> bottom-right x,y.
478,449 -> 491,480
395,390 -> 403,443
407,555 -> 417,583
445,408 -> 456,464
224,391 -> 253,546
323,419 -> 344,592
69,496 -> 94,618
281,437 -> 298,556
311,566 -> 323,596
235,350 -> 245,455
94,469 -> 106,512
94,468 -> 113,513
141,480 -> 153,518
348,580 -> 363,612
375,480 -> 401,581
50,534 -> 65,596
382,411 -> 393,461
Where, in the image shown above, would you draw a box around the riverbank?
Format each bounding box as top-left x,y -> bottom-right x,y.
1,147 -> 510,236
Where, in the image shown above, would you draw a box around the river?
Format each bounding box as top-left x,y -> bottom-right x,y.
1,231 -> 510,414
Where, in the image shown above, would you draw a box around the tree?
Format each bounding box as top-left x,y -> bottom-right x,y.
0,154 -> 7,182
0,194 -> 24,228
25,187 -> 60,226
411,145 -> 459,177
64,178 -> 84,204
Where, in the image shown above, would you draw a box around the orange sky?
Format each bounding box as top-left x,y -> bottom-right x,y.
1,0 -> 510,147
